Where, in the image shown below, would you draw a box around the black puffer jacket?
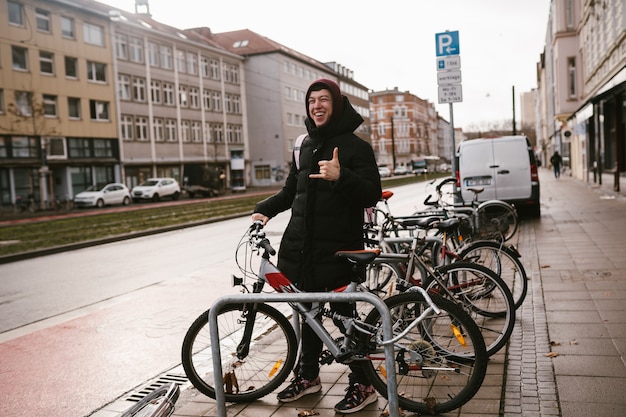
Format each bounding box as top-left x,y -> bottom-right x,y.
254,97 -> 382,291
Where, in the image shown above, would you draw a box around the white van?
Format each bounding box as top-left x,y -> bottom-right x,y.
456,135 -> 540,217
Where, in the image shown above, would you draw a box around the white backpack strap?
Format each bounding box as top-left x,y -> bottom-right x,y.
293,134 -> 308,170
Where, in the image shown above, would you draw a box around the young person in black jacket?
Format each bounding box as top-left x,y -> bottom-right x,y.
251,78 -> 382,413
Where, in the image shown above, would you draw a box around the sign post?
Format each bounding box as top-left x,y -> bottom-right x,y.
435,30 -> 462,182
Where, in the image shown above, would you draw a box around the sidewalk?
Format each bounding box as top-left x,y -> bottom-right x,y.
166,169 -> 626,417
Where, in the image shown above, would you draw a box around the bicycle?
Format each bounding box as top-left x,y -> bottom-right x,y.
368,185 -> 527,310
419,177 -> 519,242
363,208 -> 516,357
119,382 -> 180,417
181,221 -> 488,415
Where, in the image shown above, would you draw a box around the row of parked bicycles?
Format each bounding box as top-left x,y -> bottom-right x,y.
173,177 -> 527,416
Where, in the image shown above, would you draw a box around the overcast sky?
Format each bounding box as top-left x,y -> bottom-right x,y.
100,0 -> 551,131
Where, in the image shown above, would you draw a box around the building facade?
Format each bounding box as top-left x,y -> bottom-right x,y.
369,88 -> 439,172
1,0 -> 119,208
536,0 -> 625,192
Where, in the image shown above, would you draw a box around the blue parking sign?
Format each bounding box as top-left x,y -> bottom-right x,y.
435,31 -> 460,57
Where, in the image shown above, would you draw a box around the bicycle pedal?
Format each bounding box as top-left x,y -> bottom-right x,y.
319,350 -> 334,365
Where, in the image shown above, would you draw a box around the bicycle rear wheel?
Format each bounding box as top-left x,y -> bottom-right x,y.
424,262 -> 515,356
476,201 -> 518,241
459,240 -> 528,309
361,291 -> 488,414
181,302 -> 297,403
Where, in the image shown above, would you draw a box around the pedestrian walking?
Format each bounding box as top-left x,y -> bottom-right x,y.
251,78 -> 382,413
550,151 -> 563,178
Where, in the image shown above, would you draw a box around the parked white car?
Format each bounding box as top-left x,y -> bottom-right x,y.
74,183 -> 131,208
131,178 -> 181,202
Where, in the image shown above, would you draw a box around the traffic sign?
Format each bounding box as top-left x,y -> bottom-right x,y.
437,55 -> 461,71
435,31 -> 460,57
438,84 -> 463,103
437,70 -> 462,85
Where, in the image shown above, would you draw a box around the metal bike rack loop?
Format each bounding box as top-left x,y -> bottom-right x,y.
208,291 -> 400,417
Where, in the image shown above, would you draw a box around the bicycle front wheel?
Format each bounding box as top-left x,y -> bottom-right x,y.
361,292 -> 488,414
424,262 -> 515,356
459,240 -> 528,309
181,302 -> 297,403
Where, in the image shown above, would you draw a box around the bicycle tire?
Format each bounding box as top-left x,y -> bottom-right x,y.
119,382 -> 180,417
361,291 -> 488,415
423,262 -> 515,356
181,302 -> 298,403
475,201 -> 518,241
458,240 -> 528,309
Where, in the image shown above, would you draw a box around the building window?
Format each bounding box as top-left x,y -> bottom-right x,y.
163,82 -> 175,105
210,59 -> 219,79
178,85 -> 188,107
118,74 -> 131,100
567,57 -> 576,98
233,95 -> 241,114
189,87 -> 199,108
68,97 -> 81,119
153,118 -> 164,141
132,77 -> 146,102
8,1 -> 23,26
234,125 -> 242,143
89,100 -> 109,121
187,52 -> 197,75
148,42 -> 159,67
83,22 -> 104,46
150,80 -> 161,104
255,165 -> 271,180
203,89 -> 212,110
0,89 -> 4,114
15,91 -> 32,116
42,94 -> 57,117
61,16 -> 75,38
135,116 -> 148,141
115,33 -> 128,60
39,51 -> 54,75
64,56 -> 78,78
212,91 -> 221,111
176,49 -> 186,73
12,136 -> 39,158
165,119 -> 177,141
36,8 -> 51,32
93,139 -> 113,157
191,121 -> 202,142
12,46 -> 28,71
120,115 -> 133,140
87,61 -> 106,82
201,56 -> 210,77
160,45 -> 172,69
181,120 -> 190,142
129,37 -> 143,63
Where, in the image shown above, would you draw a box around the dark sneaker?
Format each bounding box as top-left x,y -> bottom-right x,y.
334,383 -> 377,414
276,375 -> 322,402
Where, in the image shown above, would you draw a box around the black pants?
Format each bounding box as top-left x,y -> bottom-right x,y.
297,301 -> 369,385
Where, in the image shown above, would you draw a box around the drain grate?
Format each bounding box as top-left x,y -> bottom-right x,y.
124,373 -> 189,403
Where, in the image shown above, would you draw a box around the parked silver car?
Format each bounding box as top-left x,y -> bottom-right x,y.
131,178 -> 181,202
74,183 -> 131,208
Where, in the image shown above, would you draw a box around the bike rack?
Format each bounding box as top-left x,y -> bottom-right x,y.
208,291 -> 401,417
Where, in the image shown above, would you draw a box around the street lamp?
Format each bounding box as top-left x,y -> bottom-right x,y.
390,117 -> 396,170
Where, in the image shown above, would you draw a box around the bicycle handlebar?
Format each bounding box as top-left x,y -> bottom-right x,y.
250,220 -> 276,256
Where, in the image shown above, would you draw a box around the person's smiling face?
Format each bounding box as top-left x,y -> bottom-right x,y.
308,89 -> 333,127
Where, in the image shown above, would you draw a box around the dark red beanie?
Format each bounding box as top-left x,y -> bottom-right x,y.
305,78 -> 344,125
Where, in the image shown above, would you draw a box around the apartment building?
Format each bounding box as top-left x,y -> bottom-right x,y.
1,0 -> 119,208
110,12 -> 246,191
537,0 -> 625,192
0,0 -> 248,209
369,87 -> 439,172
